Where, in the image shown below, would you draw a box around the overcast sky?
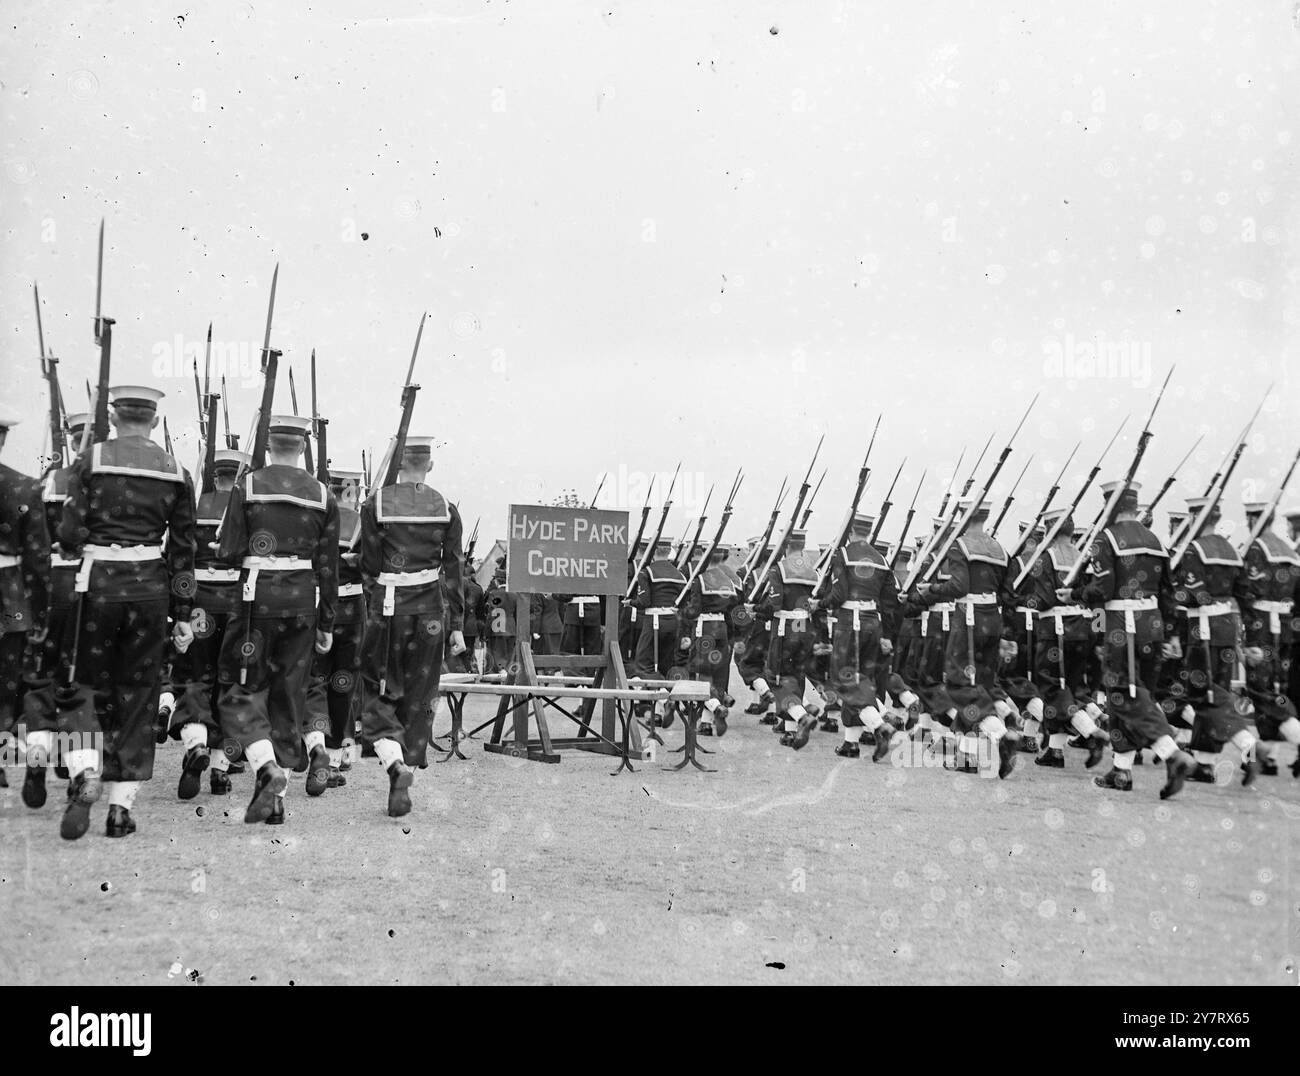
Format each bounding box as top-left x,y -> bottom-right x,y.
3,1 -> 1297,547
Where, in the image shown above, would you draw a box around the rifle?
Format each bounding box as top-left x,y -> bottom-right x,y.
627,473 -> 658,563
201,385 -> 220,494
1169,412 -> 1262,571
625,463 -> 681,599
887,469 -> 927,571
220,376 -> 238,449
465,517 -> 481,564
373,312 -> 427,490
1243,443 -> 1300,547
84,218 -> 113,454
990,452 -> 1035,538
361,450 -> 372,497
1169,389 -> 1271,553
1007,440 -> 1085,561
669,514 -> 694,567
1011,414 -> 1129,589
912,394 -> 1039,590
799,468 -> 827,530
163,417 -> 173,456
676,484 -> 715,569
233,266 -> 280,482
1142,434 -> 1204,522
868,457 -> 906,545
589,472 -> 607,508
310,349 -> 329,483
813,444 -> 876,598
1060,367 -> 1176,588
746,435 -> 825,603
739,476 -> 788,580
936,446 -> 966,521
903,446 -> 990,593
674,469 -> 744,606
288,364 -> 314,475
35,282 -> 66,472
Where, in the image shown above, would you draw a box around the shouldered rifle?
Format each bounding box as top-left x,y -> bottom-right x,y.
310,349 -> 329,484
626,463 -> 681,599
914,394 -> 1039,589
1143,434 -> 1203,523
373,312 -> 427,490
1244,442 -> 1300,548
163,417 -> 173,456
675,469 -> 743,606
589,472 -> 607,508
739,476 -> 788,580
627,473 -> 658,563
465,517 -> 481,564
288,365 -> 315,476
887,469 -> 926,571
868,457 -> 905,545
201,385 -> 220,494
361,450 -> 372,498
936,445 -> 966,521
35,282 -> 67,472
233,266 -> 281,482
813,445 -> 876,598
1169,388 -> 1270,553
902,439 -> 994,592
220,377 -> 238,449
990,452 -> 1035,538
1060,367 -> 1175,587
85,219 -> 113,453
1007,440 -> 1084,561
799,468 -> 827,530
1010,415 -> 1126,588
745,435 -> 824,603
676,483 -> 715,569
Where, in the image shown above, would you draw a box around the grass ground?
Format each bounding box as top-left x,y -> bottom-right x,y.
2,668 -> 1298,985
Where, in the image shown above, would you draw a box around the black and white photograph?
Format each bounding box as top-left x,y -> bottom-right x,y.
1,0 -> 1297,1019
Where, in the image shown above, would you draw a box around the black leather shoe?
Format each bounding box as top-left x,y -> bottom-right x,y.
1035,748 -> 1065,768
387,761 -> 414,817
265,798 -> 285,825
778,732 -> 795,748
714,707 -> 729,737
210,770 -> 232,795
327,768 -> 347,788
54,764 -> 69,780
61,771 -> 102,840
227,760 -> 246,774
997,731 -> 1022,779
244,763 -> 287,823
1241,755 -> 1259,788
720,693 -> 736,708
818,716 -> 839,733
697,721 -> 714,737
22,766 -> 47,808
1189,762 -> 1216,784
1160,752 -> 1195,800
745,691 -> 774,715
177,747 -> 210,800
759,713 -> 779,726
1093,767 -> 1133,791
305,745 -> 332,797
1085,731 -> 1109,769
105,805 -> 136,838
872,724 -> 895,762
791,713 -> 817,751
0,769 -> 7,787
1018,734 -> 1040,754
657,703 -> 677,729
155,703 -> 173,744
1258,755 -> 1278,777
833,741 -> 860,759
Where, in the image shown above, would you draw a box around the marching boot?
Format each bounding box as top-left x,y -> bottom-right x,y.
209,770 -> 233,796
264,798 -> 285,825
54,763 -> 69,780
720,693 -> 736,708
791,713 -> 818,751
871,724 -> 895,762
327,768 -> 347,788
22,765 -> 48,808
658,702 -> 677,729
1189,762 -> 1216,784
1018,734 -> 1040,754
1256,752 -> 1278,777
154,697 -> 174,744
105,805 -> 136,838
387,761 -> 414,818
177,747 -> 210,801
227,760 -> 247,774
1160,752 -> 1196,800
60,771 -> 102,841
997,731 -> 1022,779
760,713 -> 780,726
745,690 -> 774,716
833,741 -> 860,759
305,745 -> 332,797
244,762 -> 287,824
1240,755 -> 1259,788
714,707 -> 729,737
1084,731 -> 1110,770
0,769 -> 7,787
818,714 -> 839,733
1034,748 -> 1065,768
697,720 -> 714,736
1093,767 -> 1133,791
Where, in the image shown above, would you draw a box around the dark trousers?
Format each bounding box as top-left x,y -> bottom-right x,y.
941,606 -> 1002,732
218,612 -> 316,769
1,631 -> 25,732
1098,610 -> 1173,752
632,611 -> 685,681
360,611 -> 446,766
736,617 -> 771,688
828,610 -> 883,726
765,616 -> 816,716
688,618 -> 732,700
173,608 -> 233,743
1242,608 -> 1295,739
307,617 -> 365,748
561,621 -> 603,656
1033,615 -> 1092,732
58,595 -> 170,781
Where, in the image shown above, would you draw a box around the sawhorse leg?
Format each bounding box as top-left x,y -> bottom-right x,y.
435,692 -> 470,762
667,702 -> 715,772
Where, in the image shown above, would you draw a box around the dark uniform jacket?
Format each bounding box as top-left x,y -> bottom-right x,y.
360,482 -> 463,629
0,462 -> 50,634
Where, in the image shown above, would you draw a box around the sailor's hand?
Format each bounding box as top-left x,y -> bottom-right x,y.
678,636 -> 693,652
998,639 -> 1018,663
1161,638 -> 1182,661
880,638 -> 893,656
449,630 -> 467,656
172,621 -> 195,655
1055,587 -> 1075,603
1242,645 -> 1265,668
315,629 -> 334,654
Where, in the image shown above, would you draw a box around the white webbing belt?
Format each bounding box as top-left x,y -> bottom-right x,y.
1179,600 -> 1234,641
338,582 -> 364,599
0,554 -> 19,569
959,593 -> 997,626
695,611 -> 725,637
842,599 -> 877,632
195,567 -> 240,583
1253,599 -> 1292,636
75,543 -> 164,593
1105,596 -> 1157,636
1042,606 -> 1088,635
377,567 -> 440,616
774,609 -> 809,637
1016,605 -> 1035,632
241,555 -> 313,603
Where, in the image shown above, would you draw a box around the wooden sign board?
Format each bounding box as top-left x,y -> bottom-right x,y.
506,504 -> 630,596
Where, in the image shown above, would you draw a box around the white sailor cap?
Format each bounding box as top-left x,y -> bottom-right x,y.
1243,501 -> 1269,516
329,468 -> 364,481
850,511 -> 876,531
960,497 -> 993,516
65,411 -> 90,431
268,415 -> 312,436
110,385 -> 165,410
402,436 -> 436,454
213,449 -> 250,472
1041,507 -> 1071,528
1185,495 -> 1216,513
1283,507 -> 1300,522
1100,479 -> 1141,497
